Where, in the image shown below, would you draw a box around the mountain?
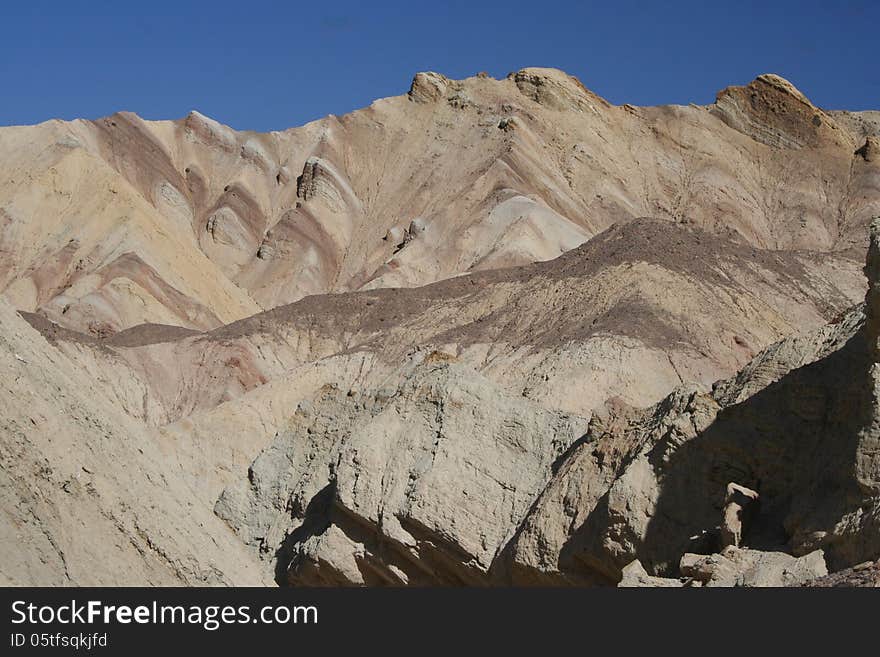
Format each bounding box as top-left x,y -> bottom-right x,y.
1,69 -> 877,334
0,69 -> 878,586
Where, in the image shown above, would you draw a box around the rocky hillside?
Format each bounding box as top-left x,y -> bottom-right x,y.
0,69 -> 878,586
213,219 -> 880,586
1,69 -> 877,334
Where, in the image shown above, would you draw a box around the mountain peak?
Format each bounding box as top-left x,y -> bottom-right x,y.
753,73 -> 813,107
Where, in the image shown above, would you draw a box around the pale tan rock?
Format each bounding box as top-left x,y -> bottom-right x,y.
507,219 -> 880,585
680,547 -> 827,587
711,74 -> 853,150
216,361 -> 589,585
0,70 -> 878,588
619,560 -> 683,587
0,297 -> 268,585
408,72 -> 449,103
1,69 -> 876,333
857,136 -> 879,162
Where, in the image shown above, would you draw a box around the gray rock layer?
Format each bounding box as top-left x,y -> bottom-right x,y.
216,360 -> 589,585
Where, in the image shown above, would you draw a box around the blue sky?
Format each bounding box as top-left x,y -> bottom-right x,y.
2,0 -> 877,131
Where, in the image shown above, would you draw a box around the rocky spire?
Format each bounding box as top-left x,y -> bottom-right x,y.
864,216 -> 880,357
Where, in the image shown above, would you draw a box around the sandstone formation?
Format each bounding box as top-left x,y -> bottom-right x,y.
1,69 -> 877,335
1,69 -> 878,586
0,297 -> 267,585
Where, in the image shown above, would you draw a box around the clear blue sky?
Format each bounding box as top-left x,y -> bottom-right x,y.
2,0 -> 877,131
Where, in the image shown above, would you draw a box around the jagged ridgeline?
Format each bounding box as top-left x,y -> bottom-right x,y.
0,69 -> 878,586
2,68 -> 877,335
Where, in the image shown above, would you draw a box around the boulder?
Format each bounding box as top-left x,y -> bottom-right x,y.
408,72 -> 449,103
856,136 -> 879,163
680,547 -> 827,587
618,560 -> 684,587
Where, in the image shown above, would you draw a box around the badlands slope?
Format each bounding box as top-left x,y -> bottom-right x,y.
1,68 -> 877,334
1,68 -> 879,586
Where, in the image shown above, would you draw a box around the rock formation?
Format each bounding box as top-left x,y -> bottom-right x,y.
215,361 -> 589,585
203,219 -> 880,586
0,69 -> 878,586
1,69 -> 877,334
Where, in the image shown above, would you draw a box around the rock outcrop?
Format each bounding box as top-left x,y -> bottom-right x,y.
512,67 -> 606,112
678,547 -> 827,587
215,361 -> 589,585
711,74 -> 853,150
1,69 -> 878,587
408,72 -> 450,103
0,297 -> 267,585
508,218 -> 880,584
205,220 -> 880,586
857,136 -> 879,162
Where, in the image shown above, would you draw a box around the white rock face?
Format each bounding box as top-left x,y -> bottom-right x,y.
216,360 -> 589,585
